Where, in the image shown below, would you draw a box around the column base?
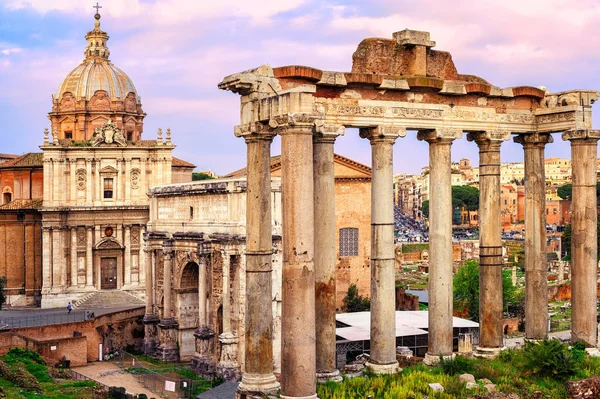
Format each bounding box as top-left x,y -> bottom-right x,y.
155,344 -> 179,362
143,338 -> 159,357
473,346 -> 506,359
237,373 -> 280,398
365,360 -> 401,374
216,364 -> 242,381
191,354 -> 216,377
423,352 -> 455,366
316,369 -> 342,383
217,332 -> 241,381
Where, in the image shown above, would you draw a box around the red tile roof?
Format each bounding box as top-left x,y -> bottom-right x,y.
0,153 -> 43,168
172,157 -> 196,168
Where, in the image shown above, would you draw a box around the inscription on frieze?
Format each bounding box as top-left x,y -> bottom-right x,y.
536,112 -> 576,124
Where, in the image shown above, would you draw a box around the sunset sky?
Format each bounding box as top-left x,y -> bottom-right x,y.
1,0 -> 599,175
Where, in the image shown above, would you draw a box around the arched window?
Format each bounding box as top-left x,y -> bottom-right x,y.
2,192 -> 11,205
339,228 -> 359,257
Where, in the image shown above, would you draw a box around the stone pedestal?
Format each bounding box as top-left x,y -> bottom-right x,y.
156,317 -> 179,362
423,352 -> 455,366
515,133 -> 552,341
474,346 -> 506,359
142,313 -> 160,356
191,325 -> 216,377
216,332 -> 242,381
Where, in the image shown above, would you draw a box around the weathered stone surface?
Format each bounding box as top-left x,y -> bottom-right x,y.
428,383 -> 444,392
567,375 -> 600,398
459,373 -> 476,384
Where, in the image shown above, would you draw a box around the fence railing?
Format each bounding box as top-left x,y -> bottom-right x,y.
71,370 -> 109,391
112,350 -> 196,399
0,310 -> 88,329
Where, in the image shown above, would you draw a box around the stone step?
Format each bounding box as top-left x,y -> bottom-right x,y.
74,290 -> 144,309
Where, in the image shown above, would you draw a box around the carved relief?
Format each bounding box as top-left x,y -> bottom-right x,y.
325,103 -> 444,119
76,169 -> 87,191
131,226 -> 140,245
92,119 -> 127,147
535,112 -> 576,124
131,168 -> 141,189
97,239 -> 122,250
89,90 -> 111,110
60,93 -> 76,111
77,228 -> 86,246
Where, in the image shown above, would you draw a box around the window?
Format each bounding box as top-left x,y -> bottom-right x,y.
190,206 -> 194,219
504,199 -> 508,205
65,131 -> 73,139
95,50 -> 99,56
339,228 -> 358,257
513,199 -> 516,205
2,192 -> 11,205
127,131 -> 133,141
103,178 -> 113,199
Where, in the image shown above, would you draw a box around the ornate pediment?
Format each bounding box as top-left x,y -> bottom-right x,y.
92,119 -> 127,147
96,238 -> 123,250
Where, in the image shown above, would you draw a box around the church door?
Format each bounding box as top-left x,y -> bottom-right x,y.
101,257 -> 117,289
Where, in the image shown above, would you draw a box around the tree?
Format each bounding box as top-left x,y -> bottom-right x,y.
453,260 -> 516,322
341,284 -> 370,312
557,184 -> 572,200
0,276 -> 6,310
192,172 -> 214,181
421,200 -> 429,219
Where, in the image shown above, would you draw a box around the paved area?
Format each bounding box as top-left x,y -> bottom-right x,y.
73,362 -> 155,397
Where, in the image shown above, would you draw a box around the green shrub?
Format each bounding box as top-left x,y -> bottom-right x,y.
521,339 -> 577,380
109,386 -> 128,398
571,341 -> 587,362
439,355 -> 474,376
3,347 -> 46,365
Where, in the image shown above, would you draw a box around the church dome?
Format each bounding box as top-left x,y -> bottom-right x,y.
54,12 -> 139,102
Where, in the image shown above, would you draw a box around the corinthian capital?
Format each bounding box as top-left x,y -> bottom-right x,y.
359,125 -> 406,143
234,122 -> 275,143
314,122 -> 345,143
417,128 -> 462,143
268,113 -> 321,134
562,128 -> 600,142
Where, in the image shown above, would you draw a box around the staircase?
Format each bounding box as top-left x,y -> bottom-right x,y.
73,290 -> 144,309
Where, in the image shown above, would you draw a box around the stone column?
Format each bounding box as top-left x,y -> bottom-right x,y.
468,131 -> 507,358
94,159 -> 100,204
564,129 -> 600,347
124,225 -> 132,286
139,225 -> 146,284
52,227 -> 63,291
70,226 -> 78,288
192,248 -> 216,376
157,240 -> 179,362
125,158 -> 131,204
143,245 -> 159,356
360,125 -> 405,374
314,124 -> 344,382
514,133 -> 553,340
418,128 -> 462,365
273,112 -> 319,399
42,226 -> 52,293
85,226 -> 94,288
217,249 -> 241,380
236,123 -> 279,397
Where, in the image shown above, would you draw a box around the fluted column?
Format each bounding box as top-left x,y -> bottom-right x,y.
514,133 -> 552,340
236,123 -> 279,397
157,240 -> 179,362
272,112 -> 318,399
124,225 -> 132,286
564,129 -> 600,347
143,244 -> 160,356
70,226 -> 78,288
85,226 -> 94,288
41,226 -> 52,293
468,131 -> 508,358
360,125 -> 405,374
418,128 -> 462,364
314,124 -> 344,382
217,249 -> 241,380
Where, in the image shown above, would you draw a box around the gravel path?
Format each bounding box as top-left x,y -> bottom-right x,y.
73,362 -> 156,398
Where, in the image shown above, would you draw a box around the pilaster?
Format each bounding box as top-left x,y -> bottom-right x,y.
156,243 -> 179,362
85,226 -> 94,288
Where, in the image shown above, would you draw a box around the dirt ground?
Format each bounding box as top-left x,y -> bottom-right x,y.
73,362 -> 156,397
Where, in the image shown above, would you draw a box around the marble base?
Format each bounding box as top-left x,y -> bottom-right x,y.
316,369 -> 343,383
192,354 -> 216,377
365,360 -> 401,374
155,344 -> 179,362
142,338 -> 159,356
237,373 -> 280,398
474,346 -> 506,359
423,352 -> 455,366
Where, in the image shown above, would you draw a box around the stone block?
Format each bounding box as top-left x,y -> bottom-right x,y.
428,383 -> 444,392
393,30 -> 436,48
459,373 -> 475,384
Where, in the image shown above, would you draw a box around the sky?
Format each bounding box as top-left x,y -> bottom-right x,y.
1,0 -> 599,175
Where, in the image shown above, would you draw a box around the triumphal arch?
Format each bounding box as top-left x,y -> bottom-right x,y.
220,30 -> 600,398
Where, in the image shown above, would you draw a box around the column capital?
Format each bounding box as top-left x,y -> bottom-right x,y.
359,125 -> 406,143
513,132 -> 553,147
123,224 -> 132,229
314,122 -> 344,143
234,122 -> 276,142
562,128 -> 600,142
85,225 -> 94,231
417,128 -> 462,143
268,112 -> 321,134
466,130 -> 509,146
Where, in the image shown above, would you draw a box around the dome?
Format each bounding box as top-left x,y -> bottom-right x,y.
55,60 -> 138,101
54,12 -> 139,102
